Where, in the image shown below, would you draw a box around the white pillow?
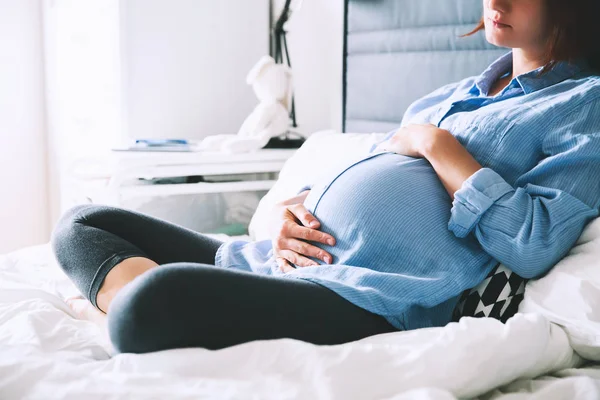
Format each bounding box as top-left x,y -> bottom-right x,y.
519,216 -> 600,360
248,130 -> 386,241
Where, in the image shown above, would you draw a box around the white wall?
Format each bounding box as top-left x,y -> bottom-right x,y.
121,0 -> 344,140
121,0 -> 271,139
273,0 -> 345,135
0,0 -> 49,254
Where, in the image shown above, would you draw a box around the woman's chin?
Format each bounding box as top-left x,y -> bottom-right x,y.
484,33 -> 515,49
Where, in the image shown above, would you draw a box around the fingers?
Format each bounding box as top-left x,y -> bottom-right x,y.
278,237 -> 332,264
275,249 -> 320,271
275,257 -> 296,273
291,224 -> 335,246
288,203 -> 320,229
280,249 -> 320,267
273,203 -> 337,272
282,204 -> 335,246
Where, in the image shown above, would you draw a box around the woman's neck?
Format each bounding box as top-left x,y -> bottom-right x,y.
511,48 -> 547,79
487,48 -> 548,97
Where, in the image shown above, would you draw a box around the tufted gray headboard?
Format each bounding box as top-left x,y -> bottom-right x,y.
342,0 -> 507,133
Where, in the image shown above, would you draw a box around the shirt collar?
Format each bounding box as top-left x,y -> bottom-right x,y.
472,51 -> 588,96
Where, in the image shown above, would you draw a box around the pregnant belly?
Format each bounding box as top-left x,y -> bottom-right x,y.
303,152 -> 487,271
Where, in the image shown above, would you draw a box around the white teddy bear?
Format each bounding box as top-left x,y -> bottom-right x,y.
199,55 -> 293,153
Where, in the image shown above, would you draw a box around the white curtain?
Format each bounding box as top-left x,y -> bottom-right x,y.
42,0 -> 122,225
0,0 -> 48,254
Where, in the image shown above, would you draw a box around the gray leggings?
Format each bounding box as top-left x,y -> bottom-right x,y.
51,205 -> 397,354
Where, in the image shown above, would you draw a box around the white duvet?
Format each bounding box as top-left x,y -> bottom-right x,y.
1,243 -> 599,400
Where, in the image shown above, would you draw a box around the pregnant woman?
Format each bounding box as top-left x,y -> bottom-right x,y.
53,0 -> 600,354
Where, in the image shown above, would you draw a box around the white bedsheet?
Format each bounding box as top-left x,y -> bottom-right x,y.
1,244 -> 599,400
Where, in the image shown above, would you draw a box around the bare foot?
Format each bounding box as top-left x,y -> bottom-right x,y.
66,295 -> 108,328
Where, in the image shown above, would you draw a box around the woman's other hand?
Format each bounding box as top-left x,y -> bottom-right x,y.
269,190 -> 336,273
374,124 -> 448,157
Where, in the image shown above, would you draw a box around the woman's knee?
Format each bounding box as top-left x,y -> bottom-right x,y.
51,204 -> 97,260
51,204 -> 123,252
51,204 -> 124,283
52,205 -> 100,245
106,266 -> 189,354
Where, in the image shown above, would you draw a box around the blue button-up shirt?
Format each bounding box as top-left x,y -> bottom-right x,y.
215,52 -> 600,330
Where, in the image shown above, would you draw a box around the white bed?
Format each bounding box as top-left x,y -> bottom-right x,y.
2,131 -> 600,400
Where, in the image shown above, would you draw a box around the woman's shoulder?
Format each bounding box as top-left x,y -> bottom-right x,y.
540,76 -> 600,154
549,72 -> 600,112
512,72 -> 600,126
567,71 -> 600,101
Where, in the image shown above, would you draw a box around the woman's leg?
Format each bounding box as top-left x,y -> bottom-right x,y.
51,204 -> 224,313
107,263 -> 398,354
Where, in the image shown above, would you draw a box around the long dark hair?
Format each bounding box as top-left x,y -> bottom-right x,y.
464,0 -> 600,73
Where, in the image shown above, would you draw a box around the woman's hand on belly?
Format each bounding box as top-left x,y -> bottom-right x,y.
374,124 -> 444,158
269,199 -> 336,273
375,124 -> 483,199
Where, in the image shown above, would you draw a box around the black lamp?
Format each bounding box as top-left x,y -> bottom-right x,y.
266,0 -> 306,148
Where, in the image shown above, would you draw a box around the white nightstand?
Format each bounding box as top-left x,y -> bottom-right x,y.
66,148 -> 297,209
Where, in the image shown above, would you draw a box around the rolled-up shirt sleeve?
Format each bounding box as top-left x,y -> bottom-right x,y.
448,168 -> 514,237
448,132 -> 600,279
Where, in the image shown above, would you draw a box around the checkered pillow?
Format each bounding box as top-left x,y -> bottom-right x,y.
452,263 -> 528,323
